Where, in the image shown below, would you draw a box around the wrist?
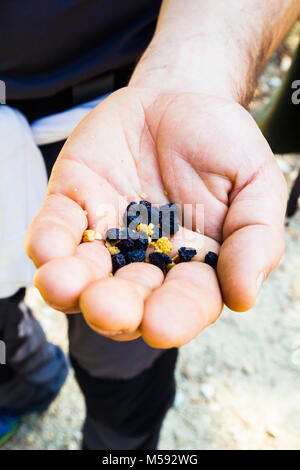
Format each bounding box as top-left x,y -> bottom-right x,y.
130,34 -> 249,106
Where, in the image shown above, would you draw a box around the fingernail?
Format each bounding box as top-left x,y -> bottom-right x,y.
256,271 -> 266,290
96,328 -> 124,336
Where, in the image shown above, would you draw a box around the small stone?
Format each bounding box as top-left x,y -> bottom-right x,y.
242,362 -> 255,375
68,441 -> 78,450
173,390 -> 184,409
269,76 -> 282,88
200,383 -> 215,400
204,364 -> 214,376
280,55 -> 292,72
265,424 -> 280,438
291,274 -> 300,302
209,401 -> 221,412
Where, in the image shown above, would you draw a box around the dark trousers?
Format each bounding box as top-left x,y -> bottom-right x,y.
0,289 -> 68,415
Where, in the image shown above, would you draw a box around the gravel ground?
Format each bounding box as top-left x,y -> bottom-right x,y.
2,25 -> 300,451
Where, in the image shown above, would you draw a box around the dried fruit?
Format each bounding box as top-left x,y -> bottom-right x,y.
149,252 -> 172,273
103,200 -> 187,276
126,249 -> 146,263
111,253 -> 127,273
159,203 -> 180,236
123,202 -> 142,227
82,230 -> 102,242
134,231 -> 149,250
108,246 -> 120,255
204,251 -> 218,270
139,201 -> 160,225
136,223 -> 149,234
153,237 -> 173,255
105,228 -> 121,243
117,238 -> 135,252
120,227 -> 139,240
178,247 -> 197,262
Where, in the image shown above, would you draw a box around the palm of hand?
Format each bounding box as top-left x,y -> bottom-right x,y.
26,88 -> 286,348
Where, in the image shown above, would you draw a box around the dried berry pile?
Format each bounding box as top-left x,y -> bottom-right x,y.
82,200 -> 218,275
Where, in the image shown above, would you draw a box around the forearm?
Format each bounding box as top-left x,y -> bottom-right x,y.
130,0 -> 300,105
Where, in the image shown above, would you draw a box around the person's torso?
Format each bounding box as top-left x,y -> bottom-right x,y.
0,0 -> 161,100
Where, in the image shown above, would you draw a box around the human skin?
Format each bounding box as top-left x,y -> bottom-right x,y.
26,0 -> 300,348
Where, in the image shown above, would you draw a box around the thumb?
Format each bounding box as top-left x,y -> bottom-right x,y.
218,154 -> 287,312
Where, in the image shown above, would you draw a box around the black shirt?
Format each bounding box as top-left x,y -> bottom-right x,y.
0,0 -> 161,100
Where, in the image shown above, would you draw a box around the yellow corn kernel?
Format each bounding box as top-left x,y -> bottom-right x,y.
136,223 -> 148,233
137,223 -> 155,237
148,223 -> 154,236
82,230 -> 102,242
154,237 -> 173,255
108,246 -> 120,255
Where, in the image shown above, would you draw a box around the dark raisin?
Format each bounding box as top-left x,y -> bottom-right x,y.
149,252 -> 172,274
161,220 -> 179,236
117,238 -> 135,252
123,202 -> 143,227
111,253 -> 127,273
120,227 -> 139,240
178,247 -> 197,262
138,201 -> 160,225
134,231 -> 149,250
139,200 -> 151,212
159,203 -> 180,236
105,228 -> 121,242
204,251 -> 218,270
126,249 -> 146,263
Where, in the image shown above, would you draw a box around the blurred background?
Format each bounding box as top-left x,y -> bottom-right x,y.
2,21 -> 300,451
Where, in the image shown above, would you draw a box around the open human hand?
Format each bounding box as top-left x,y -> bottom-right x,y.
25,87 -> 287,348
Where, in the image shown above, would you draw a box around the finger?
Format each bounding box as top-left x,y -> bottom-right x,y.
218,224 -> 284,312
25,193 -> 87,267
141,262 -> 223,349
114,262 -> 164,290
79,277 -> 150,336
98,262 -> 164,341
34,240 -> 111,312
219,156 -> 287,312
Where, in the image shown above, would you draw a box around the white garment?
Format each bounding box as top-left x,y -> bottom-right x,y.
0,94 -> 108,298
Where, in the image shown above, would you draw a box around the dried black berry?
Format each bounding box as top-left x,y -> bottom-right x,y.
159,203 -> 180,216
134,231 -> 149,250
126,249 -> 146,263
204,251 -> 218,270
160,203 -> 180,236
138,201 -> 160,225
161,220 -> 179,236
149,252 -> 172,274
178,247 -> 197,262
111,253 -> 127,273
105,228 -> 121,242
117,238 -> 135,252
123,202 -> 143,227
139,200 -> 151,212
120,227 -> 139,240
